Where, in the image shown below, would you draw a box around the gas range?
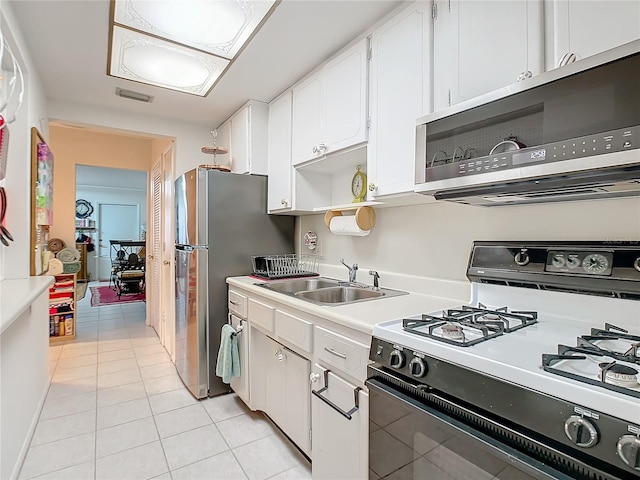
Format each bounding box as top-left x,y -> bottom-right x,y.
368,242 -> 640,479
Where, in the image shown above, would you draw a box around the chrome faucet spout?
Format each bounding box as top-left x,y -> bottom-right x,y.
340,258 -> 358,283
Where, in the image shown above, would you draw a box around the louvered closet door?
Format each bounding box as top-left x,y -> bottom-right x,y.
149,160 -> 162,337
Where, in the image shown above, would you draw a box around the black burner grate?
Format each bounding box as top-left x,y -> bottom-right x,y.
402,305 -> 538,347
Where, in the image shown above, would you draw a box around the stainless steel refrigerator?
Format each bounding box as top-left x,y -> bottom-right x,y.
174,168 -> 294,398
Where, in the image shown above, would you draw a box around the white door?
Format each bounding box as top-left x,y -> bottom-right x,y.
311,364 -> 369,479
98,204 -> 139,281
291,71 -> 323,165
368,1 -> 431,199
230,106 -> 250,174
147,160 -> 162,334
434,0 -> 543,109
551,0 -> 640,69
323,37 -> 368,154
161,145 -> 176,358
267,91 -> 293,212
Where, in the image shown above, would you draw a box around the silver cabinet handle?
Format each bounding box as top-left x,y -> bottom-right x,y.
312,145 -> 319,154
318,142 -> 327,152
324,347 -> 347,359
558,52 -> 577,68
280,199 -> 288,206
312,369 -> 361,420
368,183 -> 377,192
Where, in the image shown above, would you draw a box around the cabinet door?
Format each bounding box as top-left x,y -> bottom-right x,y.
230,315 -> 249,405
214,121 -> 231,168
434,0 -> 543,109
230,106 -> 250,174
292,71 -> 323,165
267,92 -> 293,212
551,0 -> 640,69
368,1 -> 431,198
311,364 -> 369,479
324,38 -> 368,154
283,347 -> 311,455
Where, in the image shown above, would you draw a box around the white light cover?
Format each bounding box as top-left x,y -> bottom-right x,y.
113,0 -> 276,59
109,26 -> 229,96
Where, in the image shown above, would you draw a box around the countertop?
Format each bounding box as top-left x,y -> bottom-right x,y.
0,276 -> 54,334
227,276 -> 467,335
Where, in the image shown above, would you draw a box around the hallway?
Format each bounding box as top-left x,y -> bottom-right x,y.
19,284 -> 311,479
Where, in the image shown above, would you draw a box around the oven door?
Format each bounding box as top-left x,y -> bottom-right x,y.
366,377 -> 571,480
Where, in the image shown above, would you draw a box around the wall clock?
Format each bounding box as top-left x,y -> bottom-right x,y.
75,199 -> 94,219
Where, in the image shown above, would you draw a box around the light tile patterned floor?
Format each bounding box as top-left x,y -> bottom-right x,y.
19,282 -> 311,480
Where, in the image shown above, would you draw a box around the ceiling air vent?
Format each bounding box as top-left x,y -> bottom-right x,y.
115,88 -> 153,103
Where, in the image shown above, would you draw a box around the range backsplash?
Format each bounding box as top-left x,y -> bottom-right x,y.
298,197 -> 640,283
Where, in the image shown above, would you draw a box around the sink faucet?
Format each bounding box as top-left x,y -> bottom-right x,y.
369,270 -> 380,290
340,258 -> 358,283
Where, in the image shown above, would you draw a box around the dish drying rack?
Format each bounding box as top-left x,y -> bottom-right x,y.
251,254 -> 319,280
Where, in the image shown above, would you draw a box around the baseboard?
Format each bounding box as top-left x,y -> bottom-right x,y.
10,378 -> 51,480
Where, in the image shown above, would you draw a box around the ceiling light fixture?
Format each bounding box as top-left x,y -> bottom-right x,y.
108,0 -> 277,97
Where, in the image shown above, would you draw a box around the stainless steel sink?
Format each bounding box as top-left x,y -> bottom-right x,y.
255,277 -> 408,306
295,286 -> 385,303
257,277 -> 341,294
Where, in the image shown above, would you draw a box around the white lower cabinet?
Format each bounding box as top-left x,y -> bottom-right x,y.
251,327 -> 311,456
311,364 -> 369,480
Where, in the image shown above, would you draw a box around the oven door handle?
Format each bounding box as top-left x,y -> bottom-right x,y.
312,369 -> 361,420
366,378 -> 576,480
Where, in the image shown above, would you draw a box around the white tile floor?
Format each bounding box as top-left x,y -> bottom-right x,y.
19,282 -> 311,480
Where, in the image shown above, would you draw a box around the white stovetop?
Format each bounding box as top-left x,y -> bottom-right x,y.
373,283 -> 640,424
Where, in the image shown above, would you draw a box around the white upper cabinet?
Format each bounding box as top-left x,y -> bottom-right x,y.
267,91 -> 293,212
291,38 -> 368,166
367,1 -> 432,199
227,100 -> 269,175
549,0 -> 640,70
433,0 -> 544,110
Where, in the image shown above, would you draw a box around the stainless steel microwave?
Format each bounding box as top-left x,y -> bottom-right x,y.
414,40 -> 640,206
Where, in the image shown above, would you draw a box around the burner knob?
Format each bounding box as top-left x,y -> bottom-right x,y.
634,257 -> 640,273
617,435 -> 640,471
409,357 -> 427,378
388,350 -> 406,369
514,249 -> 530,266
564,416 -> 599,448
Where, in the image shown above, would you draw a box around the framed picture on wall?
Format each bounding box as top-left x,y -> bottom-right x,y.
30,127 -> 54,275
36,140 -> 54,225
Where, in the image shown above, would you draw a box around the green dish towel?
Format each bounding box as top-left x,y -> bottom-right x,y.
216,324 -> 240,384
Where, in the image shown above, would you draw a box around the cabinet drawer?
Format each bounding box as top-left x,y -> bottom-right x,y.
276,310 -> 313,353
249,298 -> 275,333
228,290 -> 247,318
315,326 -> 369,380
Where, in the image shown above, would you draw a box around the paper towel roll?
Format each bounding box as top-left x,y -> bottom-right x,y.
329,215 -> 370,236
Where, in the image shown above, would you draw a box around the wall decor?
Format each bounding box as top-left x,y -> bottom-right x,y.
30,127 -> 54,275
75,199 -> 93,219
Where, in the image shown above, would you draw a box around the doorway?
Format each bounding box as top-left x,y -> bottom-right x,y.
98,204 -> 140,280
75,165 -> 147,281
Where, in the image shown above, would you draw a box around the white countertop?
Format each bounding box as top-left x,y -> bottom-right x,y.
226,276 -> 467,335
0,276 -> 54,335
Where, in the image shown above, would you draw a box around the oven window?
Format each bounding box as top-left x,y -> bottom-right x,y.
368,385 -> 543,480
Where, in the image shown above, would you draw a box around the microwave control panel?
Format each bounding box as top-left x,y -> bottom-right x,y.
425,126 -> 638,182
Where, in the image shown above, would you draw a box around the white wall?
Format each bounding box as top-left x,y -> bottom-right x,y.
299,197 -> 640,285
47,100 -> 215,179
0,3 -> 49,281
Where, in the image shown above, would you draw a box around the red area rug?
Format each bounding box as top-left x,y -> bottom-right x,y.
90,286 -> 145,307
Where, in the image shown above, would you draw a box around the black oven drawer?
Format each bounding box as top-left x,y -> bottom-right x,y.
366,377 -> 630,480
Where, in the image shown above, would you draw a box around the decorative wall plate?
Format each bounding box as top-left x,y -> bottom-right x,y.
75,199 -> 93,219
